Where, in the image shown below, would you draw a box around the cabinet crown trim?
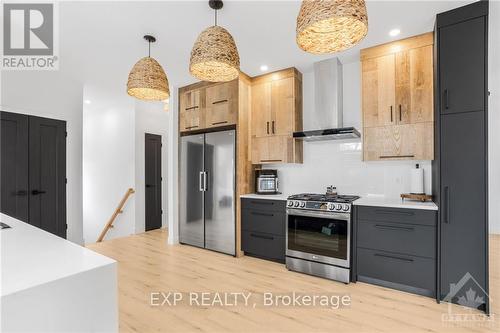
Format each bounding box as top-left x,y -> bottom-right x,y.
360,32 -> 434,61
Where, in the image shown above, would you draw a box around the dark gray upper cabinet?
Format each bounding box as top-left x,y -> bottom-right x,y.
439,16 -> 485,114
434,1 -> 489,313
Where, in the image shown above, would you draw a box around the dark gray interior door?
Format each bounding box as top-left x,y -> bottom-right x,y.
440,111 -> 486,307
439,16 -> 485,115
29,116 -> 66,238
1,111 -> 29,221
145,133 -> 162,231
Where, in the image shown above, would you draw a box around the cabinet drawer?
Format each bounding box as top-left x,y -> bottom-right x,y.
242,231 -> 285,262
241,198 -> 286,213
242,210 -> 285,236
357,206 -> 436,226
357,248 -> 435,294
358,220 -> 435,258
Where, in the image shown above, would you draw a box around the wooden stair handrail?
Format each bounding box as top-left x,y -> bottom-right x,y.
97,188 -> 135,242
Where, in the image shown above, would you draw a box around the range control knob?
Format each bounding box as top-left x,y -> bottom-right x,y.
287,201 -> 293,207
294,201 -> 300,207
336,204 -> 343,210
328,203 -> 335,210
343,204 -> 350,211
300,201 -> 306,208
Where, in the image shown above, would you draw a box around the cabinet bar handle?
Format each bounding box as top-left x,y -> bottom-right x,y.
390,105 -> 393,122
374,253 -> 414,262
251,212 -> 274,217
185,106 -> 199,111
399,105 -> 402,121
379,155 -> 415,159
266,122 -> 270,134
375,209 -> 415,216
212,99 -> 228,105
375,224 -> 415,231
250,201 -> 274,205
250,233 -> 274,240
272,121 -> 275,134
444,89 -> 449,109
260,159 -> 282,163
185,125 -> 199,130
444,186 -> 450,224
212,121 -> 228,125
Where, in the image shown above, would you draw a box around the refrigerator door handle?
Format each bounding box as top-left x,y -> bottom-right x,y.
199,171 -> 204,192
203,171 -> 208,191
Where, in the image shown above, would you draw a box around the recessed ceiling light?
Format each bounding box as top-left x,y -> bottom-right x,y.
389,29 -> 401,37
84,99 -> 92,105
260,65 -> 269,72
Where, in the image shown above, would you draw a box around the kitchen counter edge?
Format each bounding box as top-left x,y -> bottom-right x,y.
353,197 -> 438,211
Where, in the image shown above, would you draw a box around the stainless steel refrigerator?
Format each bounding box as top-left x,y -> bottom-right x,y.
179,130 -> 235,255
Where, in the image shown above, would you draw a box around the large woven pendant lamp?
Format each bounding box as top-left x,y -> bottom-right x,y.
127,35 -> 170,101
296,0 -> 368,54
189,0 -> 240,82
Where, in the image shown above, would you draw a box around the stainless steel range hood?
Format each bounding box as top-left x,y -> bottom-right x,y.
293,57 -> 361,141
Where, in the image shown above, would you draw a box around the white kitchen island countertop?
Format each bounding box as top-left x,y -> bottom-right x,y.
353,196 -> 438,211
240,193 -> 289,201
1,213 -> 118,332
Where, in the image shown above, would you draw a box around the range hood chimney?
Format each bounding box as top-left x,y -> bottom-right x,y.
293,57 -> 360,141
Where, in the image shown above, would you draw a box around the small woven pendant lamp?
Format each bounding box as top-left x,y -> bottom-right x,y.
189,0 -> 240,82
127,35 -> 170,101
296,0 -> 368,54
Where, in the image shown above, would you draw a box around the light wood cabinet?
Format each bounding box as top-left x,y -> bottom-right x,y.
205,81 -> 237,128
363,123 -> 433,161
179,81 -> 237,133
179,89 -> 203,132
251,81 -> 271,138
361,32 -> 434,161
250,68 -> 303,164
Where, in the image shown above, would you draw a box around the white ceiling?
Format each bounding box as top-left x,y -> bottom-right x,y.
59,0 -> 473,101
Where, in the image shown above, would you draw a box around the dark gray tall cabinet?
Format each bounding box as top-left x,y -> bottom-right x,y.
433,1 -> 489,313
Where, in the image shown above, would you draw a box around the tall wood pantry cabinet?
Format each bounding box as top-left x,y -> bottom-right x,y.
361,32 -> 434,161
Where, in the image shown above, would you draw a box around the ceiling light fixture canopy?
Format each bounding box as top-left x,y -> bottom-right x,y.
296,0 -> 368,54
189,0 -> 240,82
127,35 -> 170,101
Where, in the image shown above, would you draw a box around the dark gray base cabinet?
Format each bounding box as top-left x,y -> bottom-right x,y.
355,206 -> 437,298
241,198 -> 286,263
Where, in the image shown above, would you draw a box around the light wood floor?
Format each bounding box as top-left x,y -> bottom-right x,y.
88,230 -> 499,333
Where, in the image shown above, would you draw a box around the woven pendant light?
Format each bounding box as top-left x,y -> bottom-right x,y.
296,0 -> 368,54
189,0 -> 240,82
127,35 -> 170,101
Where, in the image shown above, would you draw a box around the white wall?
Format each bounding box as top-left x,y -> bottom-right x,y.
488,1 -> 500,234
167,88 -> 180,244
1,71 -> 84,244
265,62 -> 432,198
134,100 -> 169,233
82,90 -> 136,243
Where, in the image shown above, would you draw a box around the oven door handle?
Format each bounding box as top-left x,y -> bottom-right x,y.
286,208 -> 350,220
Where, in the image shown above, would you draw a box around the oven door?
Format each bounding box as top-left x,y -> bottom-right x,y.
286,208 -> 350,268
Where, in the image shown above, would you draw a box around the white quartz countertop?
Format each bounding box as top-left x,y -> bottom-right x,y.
0,213 -> 116,297
240,193 -> 289,201
353,196 -> 438,211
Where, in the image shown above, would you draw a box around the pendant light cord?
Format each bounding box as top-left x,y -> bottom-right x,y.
148,41 -> 151,57
214,8 -> 218,26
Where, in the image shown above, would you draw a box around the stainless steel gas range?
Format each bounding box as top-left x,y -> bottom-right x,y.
286,193 -> 360,283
